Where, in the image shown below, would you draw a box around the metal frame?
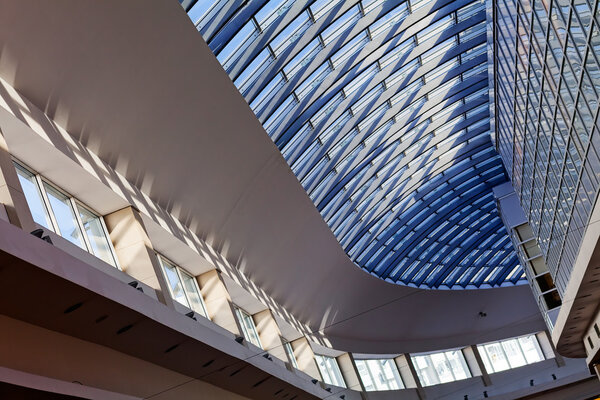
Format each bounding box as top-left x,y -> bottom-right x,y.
158,254 -> 209,318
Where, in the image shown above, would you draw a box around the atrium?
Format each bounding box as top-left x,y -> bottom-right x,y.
0,0 -> 600,399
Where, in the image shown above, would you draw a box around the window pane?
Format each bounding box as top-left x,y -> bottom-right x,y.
235,307 -> 262,348
445,350 -> 470,380
180,270 -> 207,317
161,259 -> 189,308
43,183 -> 85,248
356,359 -> 403,391
284,341 -> 299,368
483,343 -> 510,372
431,352 -> 454,383
413,350 -> 470,387
478,334 -> 545,373
502,339 -> 526,368
77,205 -> 116,267
15,164 -> 52,229
315,354 -> 346,387
518,335 -> 545,363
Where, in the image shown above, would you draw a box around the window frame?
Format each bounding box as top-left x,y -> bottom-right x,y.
355,358 -> 404,391
234,305 -> 263,349
14,159 -> 120,269
477,334 -> 546,373
314,354 -> 347,388
282,338 -> 299,369
412,348 -> 472,387
158,254 -> 209,319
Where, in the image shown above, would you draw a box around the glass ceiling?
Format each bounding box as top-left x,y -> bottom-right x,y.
183,0 -> 526,289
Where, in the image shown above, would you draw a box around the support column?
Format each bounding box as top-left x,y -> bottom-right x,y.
464,345 -> 492,386
0,130 -> 35,230
402,354 -> 426,399
337,353 -> 363,391
395,354 -> 419,389
253,309 -> 287,362
103,206 -> 174,308
539,330 -> 565,367
291,337 -> 321,380
197,269 -> 240,336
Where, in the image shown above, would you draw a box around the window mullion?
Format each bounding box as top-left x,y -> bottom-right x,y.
37,176 -> 60,234
97,213 -> 121,270
175,266 -> 193,310
71,198 -> 93,253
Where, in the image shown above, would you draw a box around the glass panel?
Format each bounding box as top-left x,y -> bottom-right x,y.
161,258 -> 189,308
234,48 -> 273,95
417,15 -> 454,44
235,307 -> 262,348
310,0 -> 344,21
321,5 -> 362,46
412,350 -> 470,386
180,270 -> 207,317
369,3 -> 409,38
77,205 -> 116,267
217,20 -> 259,71
331,31 -> 370,69
250,72 -> 285,114
15,164 -> 52,229
518,335 -> 545,363
314,354 -> 346,387
43,183 -> 85,248
283,340 -> 299,368
379,38 -> 415,70
283,37 -> 323,79
188,0 -> 226,30
255,0 -> 294,30
356,359 -> 404,391
482,343 -> 510,372
413,354 -> 440,386
430,352 -> 454,383
445,350 -> 470,380
478,334 -> 545,373
502,339 -> 526,368
270,10 -> 311,56
296,63 -> 332,101
362,0 -> 386,14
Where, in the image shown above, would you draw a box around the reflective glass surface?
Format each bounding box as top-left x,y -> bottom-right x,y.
356,358 -> 404,391
235,307 -> 263,348
15,164 -> 52,229
43,183 -> 85,248
78,205 -> 117,266
314,354 -> 346,387
15,161 -> 118,268
412,349 -> 471,387
186,0 -> 526,288
494,0 -> 600,295
159,256 -> 208,318
161,258 -> 189,307
478,334 -> 545,373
